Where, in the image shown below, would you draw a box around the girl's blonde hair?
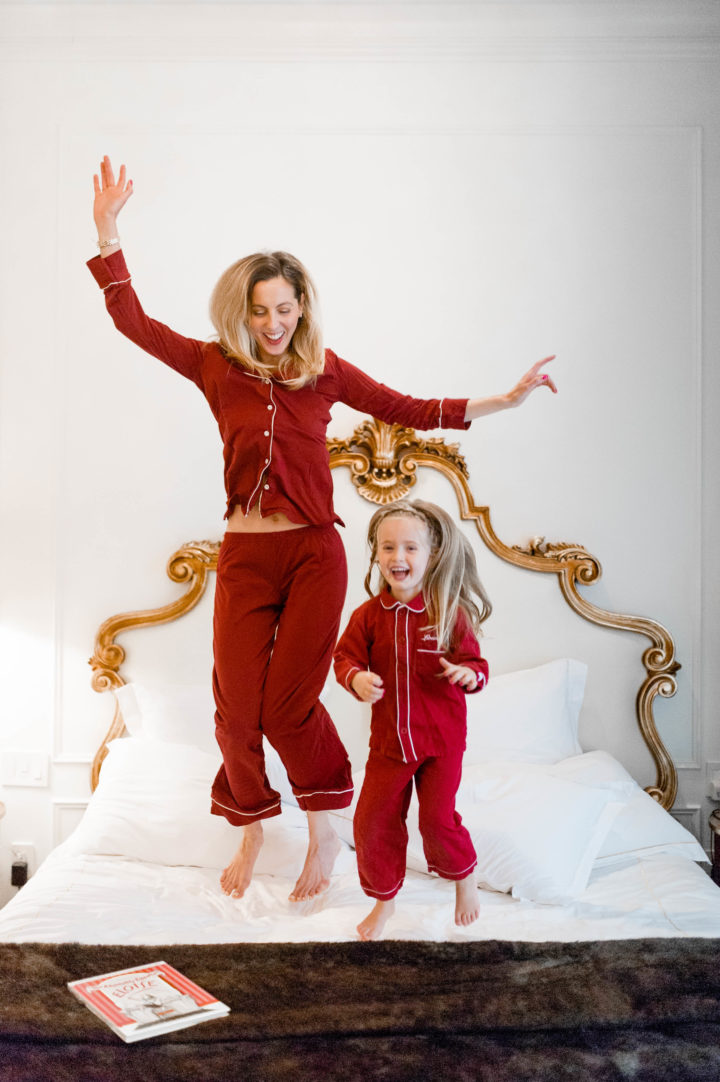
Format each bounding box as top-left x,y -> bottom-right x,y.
364,499 -> 492,649
209,251 -> 324,389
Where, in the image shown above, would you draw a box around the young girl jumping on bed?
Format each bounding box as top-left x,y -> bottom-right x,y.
334,500 -> 491,940
89,156 -> 554,908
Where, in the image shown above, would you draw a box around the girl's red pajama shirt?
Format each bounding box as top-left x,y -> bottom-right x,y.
334,592 -> 489,899
87,249 -> 473,826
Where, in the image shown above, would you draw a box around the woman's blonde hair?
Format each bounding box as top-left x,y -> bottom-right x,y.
209,251 -> 324,389
364,499 -> 492,649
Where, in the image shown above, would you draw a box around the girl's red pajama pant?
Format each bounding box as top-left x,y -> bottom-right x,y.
353,748 -> 477,899
210,525 -> 354,825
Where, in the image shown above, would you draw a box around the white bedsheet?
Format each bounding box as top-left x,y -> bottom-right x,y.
1,845 -> 719,944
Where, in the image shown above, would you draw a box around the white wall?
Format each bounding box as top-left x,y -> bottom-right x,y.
1,0 -> 719,906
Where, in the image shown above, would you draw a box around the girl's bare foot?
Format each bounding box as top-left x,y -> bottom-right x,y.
289,810 -> 342,902
455,871 -> 480,926
220,820 -> 264,898
357,898 -> 395,941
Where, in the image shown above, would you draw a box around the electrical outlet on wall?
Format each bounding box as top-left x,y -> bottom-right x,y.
11,843 -> 35,876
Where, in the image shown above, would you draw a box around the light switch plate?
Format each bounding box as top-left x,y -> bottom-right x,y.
0,751 -> 49,788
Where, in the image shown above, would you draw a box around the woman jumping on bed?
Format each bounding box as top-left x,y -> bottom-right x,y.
89,155 -> 556,906
334,500 -> 491,940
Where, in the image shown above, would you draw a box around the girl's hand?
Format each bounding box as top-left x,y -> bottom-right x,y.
93,155 -> 133,230
504,356 -> 557,407
351,671 -> 385,703
439,657 -> 478,691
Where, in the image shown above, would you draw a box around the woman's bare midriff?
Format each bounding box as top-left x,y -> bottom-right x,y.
225,502 -> 309,534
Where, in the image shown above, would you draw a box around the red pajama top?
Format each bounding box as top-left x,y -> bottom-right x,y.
333,592 -> 489,763
87,250 -> 472,525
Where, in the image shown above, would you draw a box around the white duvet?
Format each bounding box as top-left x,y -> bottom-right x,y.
1,845 -> 719,945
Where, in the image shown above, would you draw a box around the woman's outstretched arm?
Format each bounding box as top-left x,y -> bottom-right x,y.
87,156 -> 205,387
332,350 -> 557,435
464,356 -> 557,420
92,155 -> 133,258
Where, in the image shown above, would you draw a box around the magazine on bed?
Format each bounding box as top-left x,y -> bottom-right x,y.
67,960 -> 230,1042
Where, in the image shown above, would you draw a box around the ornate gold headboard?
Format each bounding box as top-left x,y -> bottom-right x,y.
89,419 -> 680,806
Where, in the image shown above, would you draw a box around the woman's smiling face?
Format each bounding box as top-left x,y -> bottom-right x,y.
248,276 -> 304,365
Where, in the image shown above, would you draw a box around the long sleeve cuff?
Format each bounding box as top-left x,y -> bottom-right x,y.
87,248 -> 130,289
335,662 -> 363,700
440,398 -> 471,430
464,667 -> 488,695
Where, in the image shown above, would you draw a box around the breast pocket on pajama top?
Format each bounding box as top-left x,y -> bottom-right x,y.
414,644 -> 445,680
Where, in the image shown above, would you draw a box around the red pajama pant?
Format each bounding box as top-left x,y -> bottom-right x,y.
210,525 -> 353,825
354,747 -> 476,900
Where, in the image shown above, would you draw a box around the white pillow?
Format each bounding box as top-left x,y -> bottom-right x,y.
115,682 -> 216,752
114,683 -> 145,737
65,738 -> 354,876
450,767 -> 624,903
549,750 -> 708,865
465,659 -> 586,765
114,682 -> 299,806
330,759 -> 624,905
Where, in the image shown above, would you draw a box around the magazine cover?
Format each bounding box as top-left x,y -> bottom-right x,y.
67,960 -> 230,1043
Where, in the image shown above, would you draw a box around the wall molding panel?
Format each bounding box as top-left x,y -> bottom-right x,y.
670,804 -> 702,845
52,802 -> 88,848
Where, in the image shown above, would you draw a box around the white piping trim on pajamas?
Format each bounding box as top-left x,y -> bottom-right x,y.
293,786 -> 354,798
364,878 -> 405,897
102,277 -> 132,291
403,609 -> 417,760
211,796 -> 281,816
345,666 -> 361,691
245,379 -> 276,514
427,858 -> 477,878
394,609 -> 405,763
393,605 -> 419,764
239,369 -> 292,386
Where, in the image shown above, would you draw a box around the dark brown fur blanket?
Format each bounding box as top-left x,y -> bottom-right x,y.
2,939 -> 720,1081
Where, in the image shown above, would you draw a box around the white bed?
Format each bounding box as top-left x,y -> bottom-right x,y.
1,713 -> 717,945
1,418 -> 718,946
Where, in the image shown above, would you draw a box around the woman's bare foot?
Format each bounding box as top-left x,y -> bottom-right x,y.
220,820 -> 264,898
357,899 -> 395,941
455,871 -> 480,926
289,810 -> 342,902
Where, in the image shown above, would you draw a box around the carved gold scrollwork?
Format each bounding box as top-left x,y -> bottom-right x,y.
329,420 -> 680,810
327,418 -> 467,505
512,537 -> 602,585
88,541 -> 220,789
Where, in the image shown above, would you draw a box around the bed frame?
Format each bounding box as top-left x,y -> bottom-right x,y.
88,418 -> 680,807
7,421 -> 718,1082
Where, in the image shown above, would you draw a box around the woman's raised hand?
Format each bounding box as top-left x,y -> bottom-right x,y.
505,356 -> 557,407
93,155 -> 133,231
464,355 -> 557,421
